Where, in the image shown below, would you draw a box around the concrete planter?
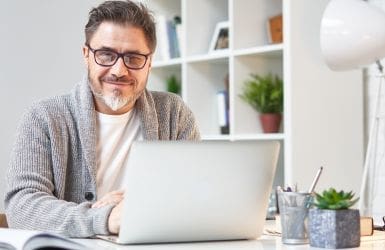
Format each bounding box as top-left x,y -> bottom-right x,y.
308,208 -> 360,248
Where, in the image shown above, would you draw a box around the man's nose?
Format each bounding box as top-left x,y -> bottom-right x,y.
110,57 -> 129,77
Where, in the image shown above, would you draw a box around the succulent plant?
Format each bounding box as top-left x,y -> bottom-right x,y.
313,188 -> 359,210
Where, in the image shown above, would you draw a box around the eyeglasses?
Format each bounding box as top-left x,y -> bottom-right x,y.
86,44 -> 151,70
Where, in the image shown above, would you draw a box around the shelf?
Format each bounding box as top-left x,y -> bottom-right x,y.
186,50 -> 230,64
231,133 -> 285,141
145,0 -> 365,201
152,58 -> 182,68
233,44 -> 283,57
201,134 -> 231,141
185,59 -> 229,135
148,64 -> 181,92
183,44 -> 282,64
185,0 -> 229,56
202,133 -> 285,141
232,52 -> 283,135
233,0 -> 282,49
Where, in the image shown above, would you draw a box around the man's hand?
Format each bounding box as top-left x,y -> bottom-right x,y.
108,201 -> 123,234
91,190 -> 124,234
91,190 -> 124,208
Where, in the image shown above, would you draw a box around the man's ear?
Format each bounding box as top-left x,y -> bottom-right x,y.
147,54 -> 152,70
82,45 -> 89,67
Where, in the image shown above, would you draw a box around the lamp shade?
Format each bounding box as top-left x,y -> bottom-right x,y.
320,0 -> 385,70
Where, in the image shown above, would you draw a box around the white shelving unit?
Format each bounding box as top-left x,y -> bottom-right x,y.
143,0 -> 364,193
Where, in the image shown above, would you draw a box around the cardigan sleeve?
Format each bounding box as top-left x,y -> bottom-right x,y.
4,105 -> 113,238
176,100 -> 201,140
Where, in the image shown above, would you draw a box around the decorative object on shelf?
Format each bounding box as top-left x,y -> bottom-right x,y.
208,21 -> 229,53
320,0 -> 385,225
166,75 -> 181,95
308,188 -> 360,249
267,14 -> 283,44
239,73 -> 283,133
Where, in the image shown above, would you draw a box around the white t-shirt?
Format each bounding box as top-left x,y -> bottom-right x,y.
95,108 -> 143,198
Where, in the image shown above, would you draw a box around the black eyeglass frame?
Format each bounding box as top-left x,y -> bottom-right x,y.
86,44 -> 151,70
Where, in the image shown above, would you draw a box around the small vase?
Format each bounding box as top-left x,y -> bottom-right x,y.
259,113 -> 282,133
308,208 -> 360,249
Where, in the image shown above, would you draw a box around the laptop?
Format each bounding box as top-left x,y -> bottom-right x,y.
98,140 -> 280,244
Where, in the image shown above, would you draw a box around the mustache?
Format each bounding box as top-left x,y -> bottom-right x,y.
101,75 -> 135,84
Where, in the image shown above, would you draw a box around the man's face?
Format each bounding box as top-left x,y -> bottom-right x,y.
83,22 -> 152,115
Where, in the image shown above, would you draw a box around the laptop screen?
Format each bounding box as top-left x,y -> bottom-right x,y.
118,140 -> 280,244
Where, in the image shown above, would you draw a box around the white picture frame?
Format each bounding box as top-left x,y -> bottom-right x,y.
208,21 -> 229,53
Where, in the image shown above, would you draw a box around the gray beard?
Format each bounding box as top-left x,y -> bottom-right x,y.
88,78 -> 133,112
94,88 -> 130,111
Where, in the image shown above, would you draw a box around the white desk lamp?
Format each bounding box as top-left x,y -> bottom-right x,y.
320,0 -> 385,224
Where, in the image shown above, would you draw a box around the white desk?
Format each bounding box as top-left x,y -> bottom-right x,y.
76,236 -> 385,250
75,221 -> 385,250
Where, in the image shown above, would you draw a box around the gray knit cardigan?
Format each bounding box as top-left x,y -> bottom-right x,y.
4,78 -> 200,237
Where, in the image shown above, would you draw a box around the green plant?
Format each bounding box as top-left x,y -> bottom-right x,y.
239,73 -> 283,113
166,75 -> 181,94
313,188 -> 359,210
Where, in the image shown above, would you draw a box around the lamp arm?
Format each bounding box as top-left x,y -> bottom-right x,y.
376,60 -> 384,74
359,67 -> 384,216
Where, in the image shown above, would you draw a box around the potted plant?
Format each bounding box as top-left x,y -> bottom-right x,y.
166,75 -> 181,95
239,73 -> 283,133
308,188 -> 360,249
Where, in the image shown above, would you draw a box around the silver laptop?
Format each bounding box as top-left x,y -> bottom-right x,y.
98,140 -> 280,244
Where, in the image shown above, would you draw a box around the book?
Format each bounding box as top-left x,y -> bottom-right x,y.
216,90 -> 229,134
154,15 -> 170,61
166,19 -> 180,58
174,16 -> 183,57
154,15 -> 181,61
0,228 -> 86,250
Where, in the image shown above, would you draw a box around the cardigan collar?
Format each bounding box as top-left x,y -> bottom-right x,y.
71,76 -> 160,180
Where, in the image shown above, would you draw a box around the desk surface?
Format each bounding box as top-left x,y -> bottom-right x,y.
76,237 -> 385,250
75,221 -> 385,250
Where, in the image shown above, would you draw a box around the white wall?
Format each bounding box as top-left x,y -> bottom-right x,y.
0,1 -> 103,211
286,0 -> 364,194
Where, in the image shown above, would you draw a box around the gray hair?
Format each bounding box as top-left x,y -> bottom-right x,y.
85,0 -> 156,52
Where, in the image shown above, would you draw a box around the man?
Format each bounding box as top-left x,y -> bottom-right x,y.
4,1 -> 200,238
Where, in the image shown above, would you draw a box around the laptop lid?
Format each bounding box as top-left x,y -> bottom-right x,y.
118,140 -> 280,244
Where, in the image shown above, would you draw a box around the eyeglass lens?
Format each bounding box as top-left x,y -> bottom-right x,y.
94,50 -> 147,69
